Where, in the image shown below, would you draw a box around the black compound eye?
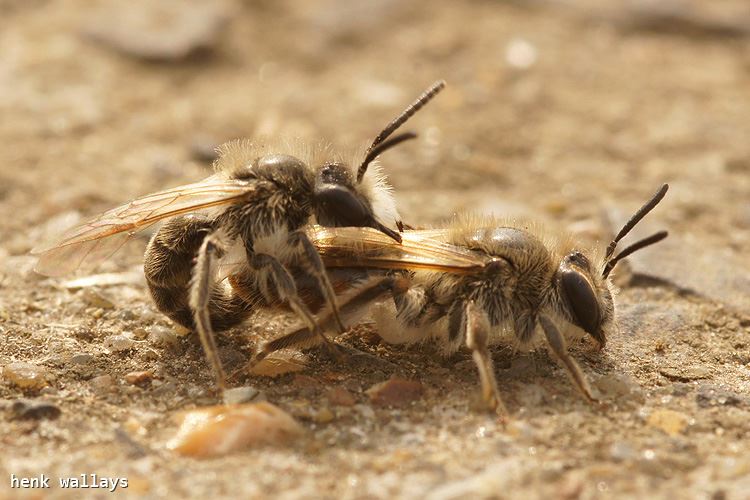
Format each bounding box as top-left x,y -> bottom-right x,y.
315,184 -> 370,227
561,269 -> 601,337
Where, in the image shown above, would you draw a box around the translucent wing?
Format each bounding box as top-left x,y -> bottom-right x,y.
32,177 -> 254,277
307,225 -> 490,273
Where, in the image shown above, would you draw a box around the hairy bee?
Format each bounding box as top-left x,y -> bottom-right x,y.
32,81 -> 446,388
255,185 -> 669,416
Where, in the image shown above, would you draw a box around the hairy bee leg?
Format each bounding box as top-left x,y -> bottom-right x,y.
461,301 -> 508,418
189,233 -> 228,389
253,276 -> 402,364
539,316 -> 597,402
144,216 -> 252,332
287,230 -> 346,334
249,252 -> 339,356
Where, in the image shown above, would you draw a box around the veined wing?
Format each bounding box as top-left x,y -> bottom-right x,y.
32,177 -> 255,277
307,225 -> 490,273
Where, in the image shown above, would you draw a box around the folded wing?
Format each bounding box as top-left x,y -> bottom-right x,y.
307,225 -> 490,273
33,178 -> 254,276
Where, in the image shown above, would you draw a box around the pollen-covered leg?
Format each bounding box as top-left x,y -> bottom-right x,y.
287,229 -> 346,333
460,301 -> 508,418
252,276 -> 402,364
189,233 -> 229,389
539,316 -> 597,403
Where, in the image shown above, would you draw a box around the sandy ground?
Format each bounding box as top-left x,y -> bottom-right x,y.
2,0 -> 750,498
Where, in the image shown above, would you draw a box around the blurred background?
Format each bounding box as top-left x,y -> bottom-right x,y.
2,1 -> 750,497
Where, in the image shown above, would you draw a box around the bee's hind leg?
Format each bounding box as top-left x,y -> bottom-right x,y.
539,316 -> 597,403
189,232 -> 230,389
459,301 -> 508,419
252,276 -> 403,366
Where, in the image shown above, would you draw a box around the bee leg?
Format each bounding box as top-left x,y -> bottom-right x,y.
189,232 -> 229,390
249,252 -> 340,358
460,301 -> 508,419
287,230 -> 347,334
253,276 -> 401,365
539,316 -> 597,403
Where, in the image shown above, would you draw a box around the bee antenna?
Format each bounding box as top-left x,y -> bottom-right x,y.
357,80 -> 446,183
359,132 -> 418,180
604,183 -> 669,260
602,230 -> 668,278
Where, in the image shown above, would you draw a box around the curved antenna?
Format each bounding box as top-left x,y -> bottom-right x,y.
602,230 -> 668,278
605,183 -> 669,260
359,132 -> 417,176
357,80 -> 446,183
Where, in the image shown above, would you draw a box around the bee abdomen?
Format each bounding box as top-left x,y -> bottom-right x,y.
144,215 -> 253,331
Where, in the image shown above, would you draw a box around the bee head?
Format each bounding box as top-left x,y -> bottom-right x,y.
558,183 -> 670,348
313,162 -> 402,242
314,80 -> 446,244
558,251 -> 613,347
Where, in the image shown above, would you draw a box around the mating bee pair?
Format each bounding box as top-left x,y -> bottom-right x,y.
33,81 -> 668,416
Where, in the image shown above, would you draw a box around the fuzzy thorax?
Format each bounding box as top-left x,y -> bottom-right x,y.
212,138 -> 400,231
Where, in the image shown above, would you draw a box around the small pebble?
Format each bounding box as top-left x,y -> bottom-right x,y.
2,362 -> 49,390
595,374 -> 637,399
140,348 -> 161,361
249,351 -> 307,378
366,378 -> 424,408
313,407 -> 335,424
647,409 -> 690,436
105,334 -> 136,352
149,325 -> 179,347
124,371 -> 153,386
69,353 -> 95,365
10,399 -> 61,420
167,402 -> 304,458
327,387 -> 356,407
118,309 -> 138,321
131,328 -> 149,340
90,374 -> 115,394
696,385 -> 746,408
223,386 -> 263,405
80,288 -> 116,309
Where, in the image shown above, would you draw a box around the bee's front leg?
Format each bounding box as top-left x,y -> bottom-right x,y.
539,316 -> 597,403
286,229 -> 346,333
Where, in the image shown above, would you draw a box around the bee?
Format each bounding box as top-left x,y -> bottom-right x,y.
253,184 -> 669,416
32,81 -> 447,388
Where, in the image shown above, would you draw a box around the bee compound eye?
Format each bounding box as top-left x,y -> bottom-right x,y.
314,184 -> 370,227
560,269 -> 601,337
